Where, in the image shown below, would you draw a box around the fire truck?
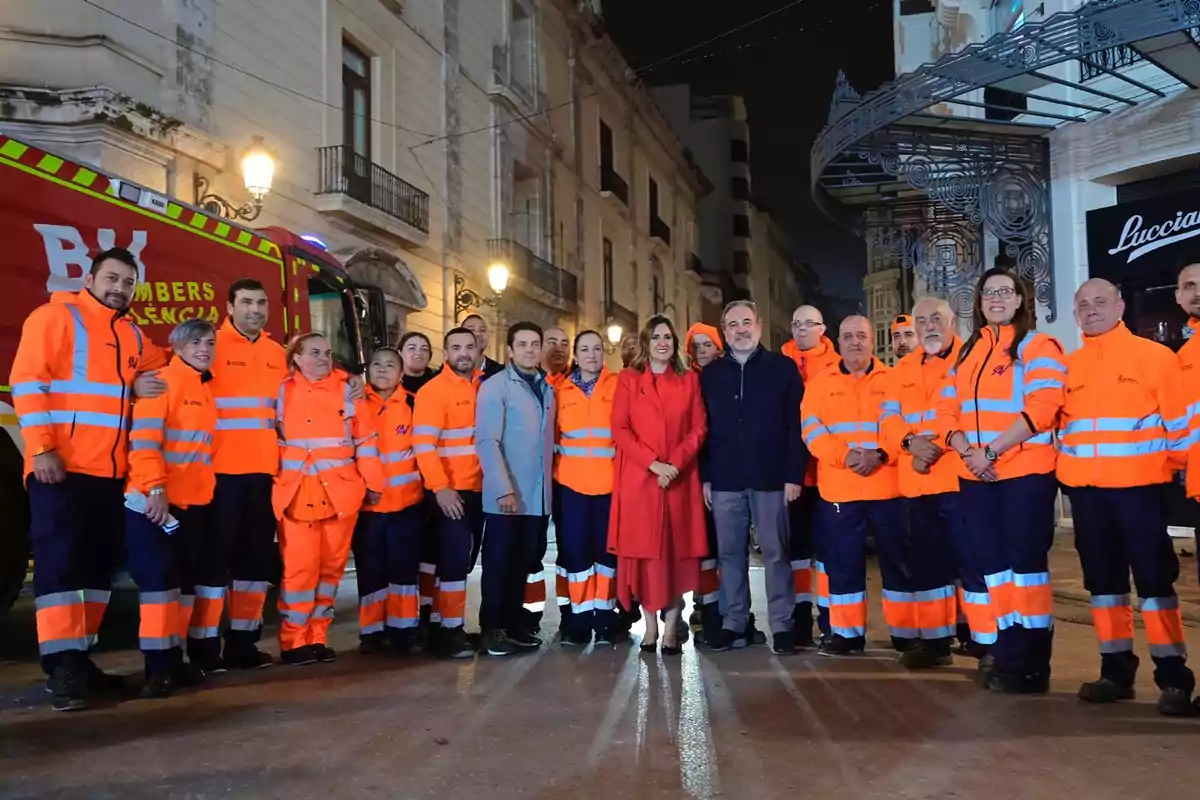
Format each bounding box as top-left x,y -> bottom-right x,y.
0,132 -> 389,614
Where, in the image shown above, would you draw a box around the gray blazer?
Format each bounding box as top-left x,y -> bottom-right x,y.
475,363 -> 555,515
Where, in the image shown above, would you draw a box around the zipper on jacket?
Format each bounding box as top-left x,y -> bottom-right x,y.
110,315 -> 126,479
972,336 -> 996,449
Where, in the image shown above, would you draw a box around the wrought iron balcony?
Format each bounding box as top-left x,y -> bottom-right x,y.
600,166 -> 628,205
650,215 -> 671,246
1079,42 -> 1145,82
316,145 -> 430,233
488,238 -> 578,306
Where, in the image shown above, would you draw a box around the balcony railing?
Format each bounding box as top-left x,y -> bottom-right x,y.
650,215 -> 671,246
488,238 -> 578,306
1080,27 -> 1200,82
1079,43 -> 1144,82
316,145 -> 430,233
600,166 -> 629,205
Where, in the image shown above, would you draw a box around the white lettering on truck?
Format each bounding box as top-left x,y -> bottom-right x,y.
33,224 -> 148,291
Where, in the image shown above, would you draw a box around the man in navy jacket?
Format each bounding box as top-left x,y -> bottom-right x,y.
700,300 -> 808,655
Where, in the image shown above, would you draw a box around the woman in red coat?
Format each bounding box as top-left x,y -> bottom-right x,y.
608,315 -> 708,655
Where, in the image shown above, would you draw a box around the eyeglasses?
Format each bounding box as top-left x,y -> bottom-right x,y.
791,320 -> 825,329
980,287 -> 1016,300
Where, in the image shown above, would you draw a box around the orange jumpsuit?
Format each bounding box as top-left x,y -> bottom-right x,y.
273,371 -> 384,653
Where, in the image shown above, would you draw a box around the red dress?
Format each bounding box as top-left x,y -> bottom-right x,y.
607,366 -> 708,613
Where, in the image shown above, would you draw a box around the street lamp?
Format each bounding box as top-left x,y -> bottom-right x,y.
194,135 -> 276,222
605,321 -> 624,353
454,262 -> 510,322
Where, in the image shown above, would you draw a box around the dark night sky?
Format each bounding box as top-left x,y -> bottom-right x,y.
600,0 -> 894,302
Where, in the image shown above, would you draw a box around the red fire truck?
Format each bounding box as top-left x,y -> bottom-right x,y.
0,132 -> 389,614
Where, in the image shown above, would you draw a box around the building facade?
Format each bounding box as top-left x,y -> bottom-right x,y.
651,86 -> 752,324
0,0 -> 704,366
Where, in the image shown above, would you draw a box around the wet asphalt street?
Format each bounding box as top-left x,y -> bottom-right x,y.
2,559 -> 1200,800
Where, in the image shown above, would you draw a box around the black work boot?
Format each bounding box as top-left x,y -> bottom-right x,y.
1078,677 -> 1134,703
139,671 -> 174,700
898,643 -> 954,670
1157,687 -> 1197,717
48,656 -> 90,712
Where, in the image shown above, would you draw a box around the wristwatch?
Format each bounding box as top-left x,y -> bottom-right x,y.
149,486 -> 165,497
984,445 -> 999,462
901,434 -> 914,452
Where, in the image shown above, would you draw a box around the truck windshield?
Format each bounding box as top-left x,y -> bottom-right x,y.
308,276 -> 358,367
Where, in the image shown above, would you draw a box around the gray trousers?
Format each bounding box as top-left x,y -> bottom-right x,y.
711,489 -> 792,637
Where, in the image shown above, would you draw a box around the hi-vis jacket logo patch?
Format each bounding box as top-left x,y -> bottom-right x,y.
395,424 -> 410,435
991,364 -> 1009,376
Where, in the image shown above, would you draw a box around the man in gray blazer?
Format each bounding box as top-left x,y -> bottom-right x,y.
475,321 -> 556,657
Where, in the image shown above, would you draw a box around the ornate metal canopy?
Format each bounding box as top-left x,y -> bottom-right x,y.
812,0 -> 1200,322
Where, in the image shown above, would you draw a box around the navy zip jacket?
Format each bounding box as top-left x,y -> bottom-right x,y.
699,345 -> 807,492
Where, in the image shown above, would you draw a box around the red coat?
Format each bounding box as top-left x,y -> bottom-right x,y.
607,367 -> 708,560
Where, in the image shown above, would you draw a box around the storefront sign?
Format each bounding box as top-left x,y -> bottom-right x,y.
1088,187 -> 1200,282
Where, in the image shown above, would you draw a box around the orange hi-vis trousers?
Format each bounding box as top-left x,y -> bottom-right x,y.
1066,484 -> 1194,692
278,512 -> 358,652
351,505 -> 425,641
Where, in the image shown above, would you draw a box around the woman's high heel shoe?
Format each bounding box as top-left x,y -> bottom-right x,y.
661,642 -> 683,656
640,638 -> 658,653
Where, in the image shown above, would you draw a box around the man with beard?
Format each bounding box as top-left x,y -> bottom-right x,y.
11,247 -> 168,710
702,301 -> 807,655
880,298 -> 972,670
414,329 -> 486,658
890,314 -> 918,361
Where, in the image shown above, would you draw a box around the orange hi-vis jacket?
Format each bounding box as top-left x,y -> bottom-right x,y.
1179,317 -> 1200,498
210,318 -> 288,476
800,357 -> 899,503
783,336 -> 841,486
360,386 -> 424,512
937,324 -> 1066,481
127,357 -> 217,507
11,289 -> 167,479
880,338 -> 963,498
1057,322 -> 1188,488
272,371 -> 384,521
413,367 -> 483,493
553,368 -> 618,496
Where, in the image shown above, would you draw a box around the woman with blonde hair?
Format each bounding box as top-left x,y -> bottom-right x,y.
273,332 -> 384,665
607,315 -> 708,654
